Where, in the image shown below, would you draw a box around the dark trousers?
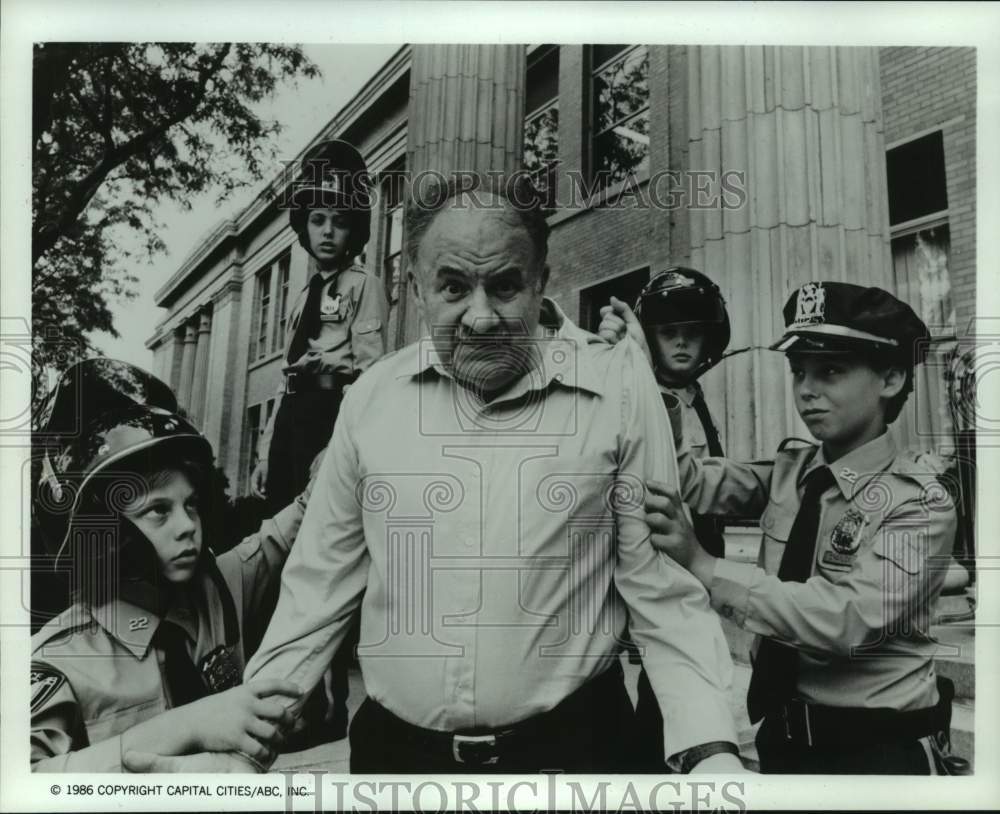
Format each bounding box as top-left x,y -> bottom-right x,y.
265,388 -> 343,514
633,666 -> 669,772
349,666 -> 638,773
755,714 -> 933,774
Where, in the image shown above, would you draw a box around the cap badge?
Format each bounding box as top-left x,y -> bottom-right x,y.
792,282 -> 826,327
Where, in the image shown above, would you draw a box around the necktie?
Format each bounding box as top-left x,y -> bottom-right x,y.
154,621 -> 208,707
746,465 -> 837,723
690,383 -> 724,456
287,273 -> 329,364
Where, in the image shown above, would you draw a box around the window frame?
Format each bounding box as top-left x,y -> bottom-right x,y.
588,44 -> 651,190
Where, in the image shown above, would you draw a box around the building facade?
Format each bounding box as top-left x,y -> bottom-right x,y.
146,44 -> 976,499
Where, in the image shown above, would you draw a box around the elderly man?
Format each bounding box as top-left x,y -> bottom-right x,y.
126,173 -> 740,774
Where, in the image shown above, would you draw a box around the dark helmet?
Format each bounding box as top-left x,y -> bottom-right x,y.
287,138 -> 372,262
634,267 -> 731,378
33,359 -> 213,566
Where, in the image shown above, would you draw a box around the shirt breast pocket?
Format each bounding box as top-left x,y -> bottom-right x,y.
758,501 -> 797,573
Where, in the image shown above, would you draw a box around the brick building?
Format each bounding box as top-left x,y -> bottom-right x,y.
146,44 -> 976,499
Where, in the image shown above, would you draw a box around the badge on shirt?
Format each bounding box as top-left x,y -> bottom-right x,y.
199,645 -> 241,693
320,291 -> 344,320
31,666 -> 67,712
821,507 -> 869,570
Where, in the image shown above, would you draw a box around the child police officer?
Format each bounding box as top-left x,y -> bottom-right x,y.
248,139 -> 388,741
599,268 -> 732,771
31,359 -> 305,771
645,282 -> 962,774
250,138 -> 388,513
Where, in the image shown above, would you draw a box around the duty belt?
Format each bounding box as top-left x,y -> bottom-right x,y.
771,679 -> 953,747
284,371 -> 353,395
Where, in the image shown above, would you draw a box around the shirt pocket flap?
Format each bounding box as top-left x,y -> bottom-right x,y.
354,318 -> 381,335
759,501 -> 797,541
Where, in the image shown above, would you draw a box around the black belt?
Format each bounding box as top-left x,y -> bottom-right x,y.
364,665 -> 623,767
284,371 -> 355,395
769,679 -> 952,747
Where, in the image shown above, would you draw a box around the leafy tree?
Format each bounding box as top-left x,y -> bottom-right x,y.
31,42 -> 320,401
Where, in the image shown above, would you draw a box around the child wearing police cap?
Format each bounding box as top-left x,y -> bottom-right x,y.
31,359 -> 306,772
645,282 -> 964,774
598,268 -> 732,771
250,138 -> 388,514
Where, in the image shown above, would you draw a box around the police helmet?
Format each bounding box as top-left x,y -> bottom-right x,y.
34,359 -> 213,566
634,267 -> 731,376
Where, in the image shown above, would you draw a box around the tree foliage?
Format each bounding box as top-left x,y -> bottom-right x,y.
31,42 -> 319,397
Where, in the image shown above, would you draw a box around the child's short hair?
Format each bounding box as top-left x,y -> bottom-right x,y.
863,352 -> 914,425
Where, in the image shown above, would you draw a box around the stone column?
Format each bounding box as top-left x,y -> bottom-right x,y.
398,44 -> 527,345
684,46 -> 890,459
188,308 -> 212,427
176,320 -> 198,415
203,279 -> 242,476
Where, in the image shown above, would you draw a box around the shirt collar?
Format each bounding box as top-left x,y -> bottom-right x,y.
802,431 -> 898,499
660,382 -> 698,406
398,297 -> 605,399
91,578 -> 199,659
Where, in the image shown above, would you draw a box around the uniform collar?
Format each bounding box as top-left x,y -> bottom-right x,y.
659,382 -> 699,406
802,431 -> 897,500
90,567 -> 213,659
398,297 -> 604,399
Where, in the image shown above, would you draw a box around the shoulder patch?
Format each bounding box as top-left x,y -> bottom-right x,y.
30,665 -> 67,712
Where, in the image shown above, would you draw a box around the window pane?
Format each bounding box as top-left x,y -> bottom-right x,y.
891,223 -> 954,337
593,108 -> 650,185
592,44 -> 630,71
887,131 -> 948,225
593,47 -> 648,134
526,46 -> 559,115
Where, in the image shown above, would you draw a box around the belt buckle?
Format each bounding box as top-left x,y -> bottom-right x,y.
452,733 -> 499,766
782,699 -> 814,747
285,372 -> 298,395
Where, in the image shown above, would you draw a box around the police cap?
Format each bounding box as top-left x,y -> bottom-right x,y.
771,282 -> 930,365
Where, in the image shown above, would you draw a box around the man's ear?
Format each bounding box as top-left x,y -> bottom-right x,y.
880,365 -> 906,399
408,270 -> 424,309
536,263 -> 550,294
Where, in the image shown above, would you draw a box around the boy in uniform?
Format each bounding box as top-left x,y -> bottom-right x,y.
645,282 -> 962,774
248,139 -> 388,739
599,267 -> 731,770
31,359 -> 304,771
251,137 -> 388,513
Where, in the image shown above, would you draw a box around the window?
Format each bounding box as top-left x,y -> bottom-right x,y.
381,164 -> 406,311
250,266 -> 273,361
591,45 -> 650,190
244,403 -> 262,483
524,45 -> 559,201
272,253 -> 291,352
886,130 -> 955,449
577,267 -> 650,333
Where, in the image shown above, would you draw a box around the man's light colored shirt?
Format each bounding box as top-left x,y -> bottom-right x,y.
246,299 -> 736,758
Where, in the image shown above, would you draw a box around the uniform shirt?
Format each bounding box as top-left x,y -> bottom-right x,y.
662,382 -> 723,459
259,264 -> 389,461
30,498 -> 306,772
246,300 -> 738,762
671,423 -> 956,711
